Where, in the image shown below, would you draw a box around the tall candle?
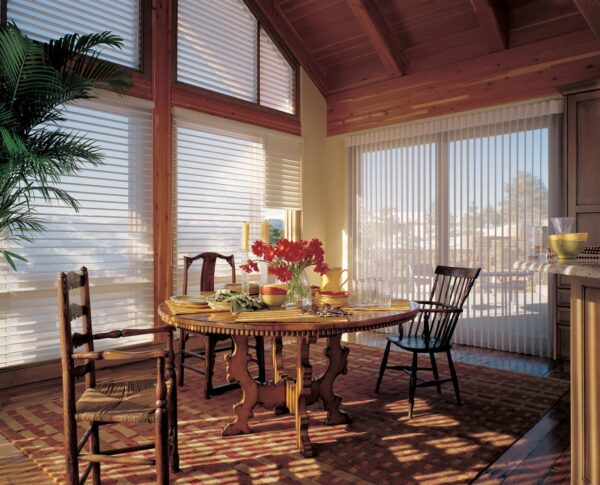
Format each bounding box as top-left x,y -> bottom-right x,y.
261,220 -> 270,243
241,222 -> 250,252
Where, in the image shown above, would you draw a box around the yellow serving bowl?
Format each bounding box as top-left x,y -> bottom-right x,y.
260,283 -> 288,308
549,232 -> 588,259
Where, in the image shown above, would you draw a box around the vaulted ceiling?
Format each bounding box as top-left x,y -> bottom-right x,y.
251,0 -> 600,134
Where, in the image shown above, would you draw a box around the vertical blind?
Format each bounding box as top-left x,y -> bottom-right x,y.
347,100 -> 563,357
176,0 -> 296,114
0,94 -> 154,367
172,108 -> 302,294
6,0 -> 142,69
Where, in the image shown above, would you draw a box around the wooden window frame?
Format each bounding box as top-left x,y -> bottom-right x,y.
172,0 -> 300,121
0,0 -> 152,80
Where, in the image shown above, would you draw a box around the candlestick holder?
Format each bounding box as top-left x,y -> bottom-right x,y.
241,249 -> 250,295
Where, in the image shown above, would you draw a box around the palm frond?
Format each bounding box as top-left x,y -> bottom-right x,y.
45,31 -> 125,72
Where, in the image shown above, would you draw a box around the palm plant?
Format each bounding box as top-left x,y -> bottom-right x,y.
0,23 -> 132,269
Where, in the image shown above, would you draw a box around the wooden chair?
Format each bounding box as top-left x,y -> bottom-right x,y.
57,267 -> 179,485
375,265 -> 481,418
178,252 -> 265,399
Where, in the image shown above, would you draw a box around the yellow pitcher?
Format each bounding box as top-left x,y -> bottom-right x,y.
321,267 -> 350,292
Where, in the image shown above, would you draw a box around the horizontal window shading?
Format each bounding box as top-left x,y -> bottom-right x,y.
177,0 -> 257,102
7,0 -> 142,69
0,94 -> 154,368
259,28 -> 295,114
172,109 -> 302,293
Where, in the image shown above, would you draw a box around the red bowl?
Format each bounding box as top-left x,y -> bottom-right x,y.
260,284 -> 288,296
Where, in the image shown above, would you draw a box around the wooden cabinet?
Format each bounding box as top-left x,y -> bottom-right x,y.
571,276 -> 600,485
566,88 -> 600,247
555,81 -> 600,362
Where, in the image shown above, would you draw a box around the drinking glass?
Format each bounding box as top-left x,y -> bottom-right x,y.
364,278 -> 377,307
551,217 -> 574,234
377,279 -> 392,307
348,279 -> 361,306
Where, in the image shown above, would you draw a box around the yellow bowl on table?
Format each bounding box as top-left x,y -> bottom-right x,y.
549,232 -> 588,259
260,283 -> 288,308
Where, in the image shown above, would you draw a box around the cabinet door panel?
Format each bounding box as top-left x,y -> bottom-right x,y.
576,97 -> 600,206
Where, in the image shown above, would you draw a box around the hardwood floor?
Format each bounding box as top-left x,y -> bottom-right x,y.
0,333 -> 570,484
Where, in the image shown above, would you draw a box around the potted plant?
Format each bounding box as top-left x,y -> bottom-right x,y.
0,23 -> 132,269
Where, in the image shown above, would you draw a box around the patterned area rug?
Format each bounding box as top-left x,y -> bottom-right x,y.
0,341 -> 568,484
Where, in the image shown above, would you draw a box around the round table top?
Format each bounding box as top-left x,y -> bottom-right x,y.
158,302 -> 419,337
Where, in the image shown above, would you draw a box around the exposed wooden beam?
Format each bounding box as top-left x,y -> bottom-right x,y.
573,0 -> 600,41
470,0 -> 508,51
346,0 -> 405,76
326,29 -> 600,134
247,0 -> 328,95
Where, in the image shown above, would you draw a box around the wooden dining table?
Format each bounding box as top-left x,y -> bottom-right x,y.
158,302 -> 419,457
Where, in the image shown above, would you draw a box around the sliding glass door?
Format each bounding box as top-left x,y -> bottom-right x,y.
347,100 -> 563,356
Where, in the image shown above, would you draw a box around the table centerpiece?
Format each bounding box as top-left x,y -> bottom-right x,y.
240,238 -> 329,309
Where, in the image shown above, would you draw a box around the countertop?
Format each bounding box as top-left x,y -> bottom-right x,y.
514,258 -> 600,279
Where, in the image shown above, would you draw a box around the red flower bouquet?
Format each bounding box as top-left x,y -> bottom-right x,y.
241,238 -> 329,308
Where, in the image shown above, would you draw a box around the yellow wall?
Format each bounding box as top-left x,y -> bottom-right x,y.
300,70 -> 347,281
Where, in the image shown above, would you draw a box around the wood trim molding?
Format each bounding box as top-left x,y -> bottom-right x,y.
558,78 -> 600,96
152,0 -> 173,329
172,83 -> 301,135
248,0 -> 328,95
573,0 -> 600,41
469,0 -> 508,51
346,0 -> 405,76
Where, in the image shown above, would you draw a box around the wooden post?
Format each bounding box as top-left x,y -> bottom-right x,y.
152,0 -> 173,329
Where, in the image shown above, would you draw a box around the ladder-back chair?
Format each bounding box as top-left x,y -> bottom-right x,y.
178,252 -> 265,399
375,265 -> 481,418
58,267 -> 179,484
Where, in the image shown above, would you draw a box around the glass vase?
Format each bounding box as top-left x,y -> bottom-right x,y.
284,270 -> 312,309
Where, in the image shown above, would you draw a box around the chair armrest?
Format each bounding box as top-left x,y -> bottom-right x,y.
414,300 -> 462,314
73,349 -> 168,361
93,325 -> 174,341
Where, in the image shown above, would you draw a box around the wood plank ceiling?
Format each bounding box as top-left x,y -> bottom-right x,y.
252,0 -> 600,134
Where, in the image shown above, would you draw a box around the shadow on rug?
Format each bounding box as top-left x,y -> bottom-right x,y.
0,341 -> 568,484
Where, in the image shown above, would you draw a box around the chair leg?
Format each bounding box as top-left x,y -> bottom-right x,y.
90,422 -> 101,485
447,349 -> 462,406
203,335 -> 216,400
64,414 -> 79,485
178,329 -> 186,387
167,375 -> 179,472
429,352 -> 442,394
375,340 -> 392,393
408,352 -> 418,418
156,404 -> 169,485
255,336 -> 266,383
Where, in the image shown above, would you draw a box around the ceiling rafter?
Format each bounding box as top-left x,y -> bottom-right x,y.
469,0 -> 508,51
573,0 -> 600,40
346,0 -> 405,76
246,0 -> 328,95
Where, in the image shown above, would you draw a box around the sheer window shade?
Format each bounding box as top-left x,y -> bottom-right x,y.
172,109 -> 302,294
259,29 -> 295,114
347,100 -> 563,357
176,0 -> 296,114
177,0 -> 258,102
0,94 -> 154,368
6,0 -> 142,69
